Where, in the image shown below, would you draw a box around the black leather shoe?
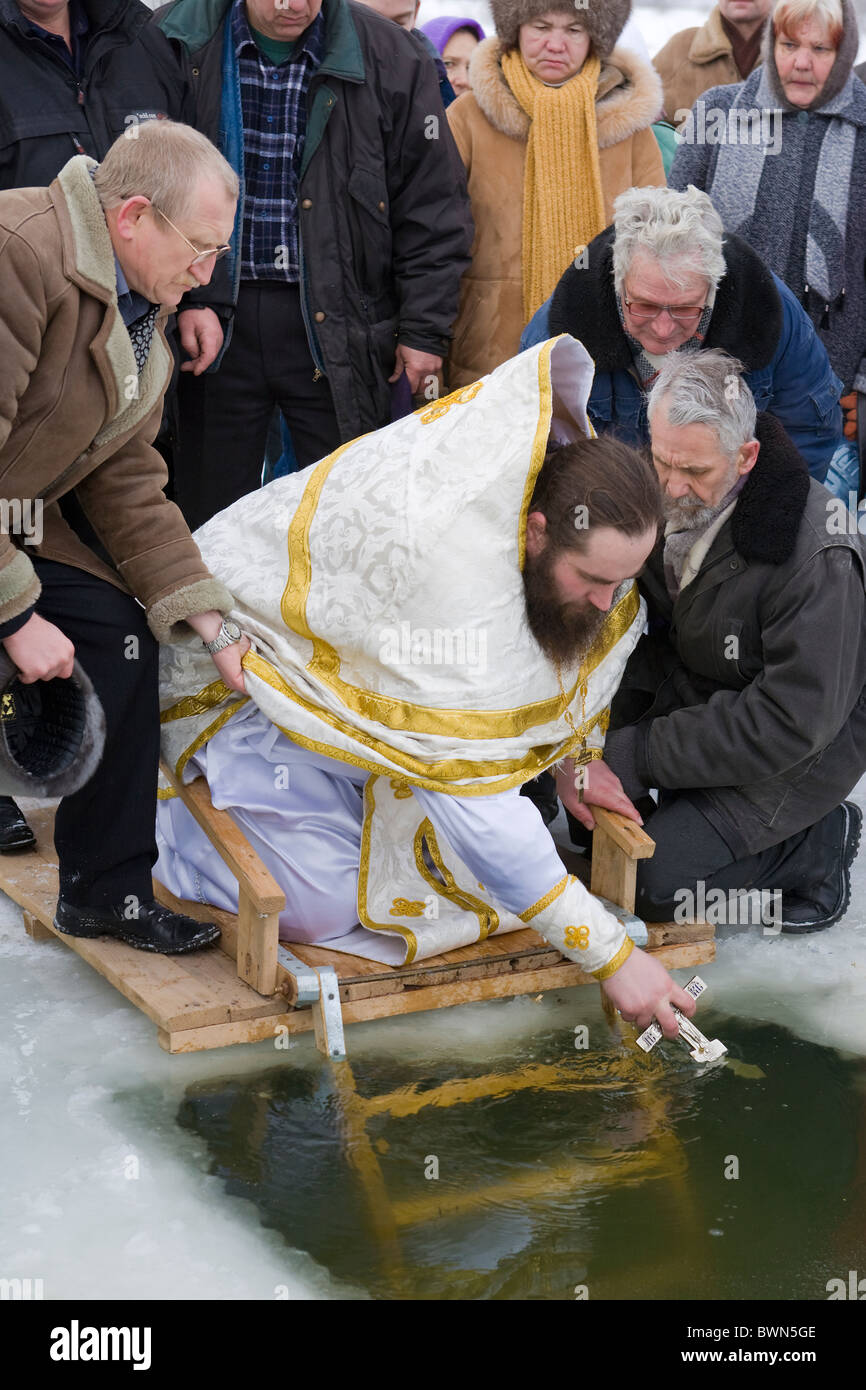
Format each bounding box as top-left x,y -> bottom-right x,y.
53,896 -> 221,955
0,795 -> 36,852
781,802 -> 862,934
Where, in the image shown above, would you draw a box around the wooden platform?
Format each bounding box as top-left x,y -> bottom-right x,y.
4,798 -> 715,1054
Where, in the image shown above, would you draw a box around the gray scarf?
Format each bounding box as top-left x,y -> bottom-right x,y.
707,65 -> 857,304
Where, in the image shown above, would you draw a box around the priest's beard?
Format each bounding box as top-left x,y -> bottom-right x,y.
522,543 -> 607,666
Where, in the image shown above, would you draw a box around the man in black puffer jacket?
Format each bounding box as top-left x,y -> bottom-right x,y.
155,0 -> 473,529
569,350 -> 866,935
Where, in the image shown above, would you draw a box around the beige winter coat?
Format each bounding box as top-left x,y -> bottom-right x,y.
0,156 -> 231,638
446,38 -> 664,388
653,5 -> 744,126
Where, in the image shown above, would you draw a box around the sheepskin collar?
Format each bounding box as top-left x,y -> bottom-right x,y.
50,155 -> 171,451
468,35 -> 662,148
688,5 -> 731,65
549,225 -> 783,373
730,413 -> 811,565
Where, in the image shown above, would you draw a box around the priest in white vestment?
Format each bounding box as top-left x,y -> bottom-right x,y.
154,337 -> 698,1033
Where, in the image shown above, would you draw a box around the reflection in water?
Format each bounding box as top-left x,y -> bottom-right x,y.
177,1013 -> 865,1300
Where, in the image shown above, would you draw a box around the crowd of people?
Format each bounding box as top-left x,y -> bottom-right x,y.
1,0 -> 865,1035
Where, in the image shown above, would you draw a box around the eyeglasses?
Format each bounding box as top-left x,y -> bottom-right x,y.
151,204 -> 231,267
623,292 -> 706,326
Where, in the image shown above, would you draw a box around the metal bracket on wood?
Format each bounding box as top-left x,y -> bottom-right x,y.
593,896 -> 648,948
278,945 -> 346,1060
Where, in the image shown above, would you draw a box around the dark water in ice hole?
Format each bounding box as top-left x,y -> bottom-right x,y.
173,1002 -> 866,1300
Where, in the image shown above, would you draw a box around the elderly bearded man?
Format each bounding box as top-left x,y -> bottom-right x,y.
154,337 -> 699,1037
0,120 -> 249,954
521,184 -> 844,484
585,350 -> 866,934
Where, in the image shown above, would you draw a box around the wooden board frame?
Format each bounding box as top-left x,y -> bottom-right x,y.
3,791 -> 715,1054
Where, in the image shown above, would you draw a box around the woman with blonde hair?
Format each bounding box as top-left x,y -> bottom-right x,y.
446,0 -> 665,388
670,0 -> 866,479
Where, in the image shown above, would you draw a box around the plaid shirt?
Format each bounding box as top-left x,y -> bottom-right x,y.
232,0 -> 324,283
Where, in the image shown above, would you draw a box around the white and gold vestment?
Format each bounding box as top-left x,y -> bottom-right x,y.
156,337 -> 645,974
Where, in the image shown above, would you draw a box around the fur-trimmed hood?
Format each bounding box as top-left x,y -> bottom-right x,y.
549,225 -> 783,373
468,35 -> 662,148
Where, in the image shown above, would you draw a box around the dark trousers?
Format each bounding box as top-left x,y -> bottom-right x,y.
634,791 -> 837,923
32,559 -> 159,909
174,281 -> 342,530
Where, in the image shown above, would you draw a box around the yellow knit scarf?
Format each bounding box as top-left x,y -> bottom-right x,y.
500,48 -> 606,322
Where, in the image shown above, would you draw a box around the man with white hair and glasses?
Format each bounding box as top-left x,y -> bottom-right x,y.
578,349 -> 866,934
521,184 -> 845,485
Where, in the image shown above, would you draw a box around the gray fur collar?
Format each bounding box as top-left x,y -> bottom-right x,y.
468,35 -> 662,148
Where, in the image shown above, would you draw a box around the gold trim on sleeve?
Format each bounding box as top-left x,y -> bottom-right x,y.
592,936 -> 634,982
518,873 -> 570,922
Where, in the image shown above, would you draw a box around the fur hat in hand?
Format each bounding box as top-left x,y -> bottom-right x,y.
0,652 -> 106,799
490,0 -> 632,57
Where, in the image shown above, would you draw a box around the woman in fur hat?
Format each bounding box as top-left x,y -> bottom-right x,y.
670,0 -> 866,447
446,0 -> 665,388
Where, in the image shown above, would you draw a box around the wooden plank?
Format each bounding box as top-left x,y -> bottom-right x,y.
23,909 -> 55,941
591,825 -> 637,913
236,888 -> 278,996
4,802 -> 716,1055
36,919 -> 287,1031
592,808 -> 656,860
159,765 -> 285,914
161,938 -> 716,1051
645,921 -> 712,947
159,1013 -> 296,1053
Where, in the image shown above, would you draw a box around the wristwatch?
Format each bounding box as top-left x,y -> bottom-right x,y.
203,618 -> 242,655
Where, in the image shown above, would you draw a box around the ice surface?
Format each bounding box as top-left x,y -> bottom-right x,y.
0,904 -> 362,1300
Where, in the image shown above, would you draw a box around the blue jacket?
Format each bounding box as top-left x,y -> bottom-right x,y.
520,227 -> 843,482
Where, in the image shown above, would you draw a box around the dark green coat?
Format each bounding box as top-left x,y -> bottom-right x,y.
155,0 -> 473,441
612,415 -> 866,854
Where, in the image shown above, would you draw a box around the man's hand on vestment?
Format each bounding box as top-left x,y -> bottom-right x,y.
186,610 -> 250,693
2,614 -> 75,683
208,639 -> 249,693
390,344 -> 442,395
601,944 -> 697,1040
178,308 -> 224,375
555,757 -> 643,832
